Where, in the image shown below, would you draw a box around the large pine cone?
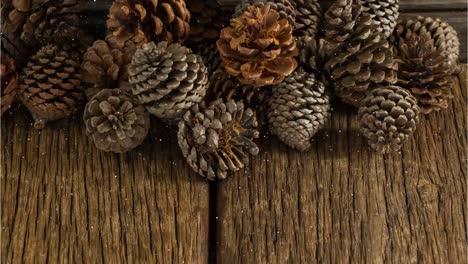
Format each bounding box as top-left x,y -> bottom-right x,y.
186,0 -> 230,43
393,16 -> 460,73
321,0 -> 397,107
1,55 -> 18,114
267,68 -> 330,151
128,41 -> 208,120
291,0 -> 321,38
81,39 -> 128,100
393,32 -> 453,114
234,0 -> 296,27
84,88 -> 150,153
362,0 -> 399,38
18,44 -> 85,129
20,0 -> 86,46
358,85 -> 420,153
177,100 -> 260,180
106,0 -> 191,48
217,4 -> 298,87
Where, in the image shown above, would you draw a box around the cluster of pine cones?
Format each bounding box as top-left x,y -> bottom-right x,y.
1,0 -> 460,180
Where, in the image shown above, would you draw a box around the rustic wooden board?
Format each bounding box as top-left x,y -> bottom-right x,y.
215,67 -> 467,263
1,115 -> 210,263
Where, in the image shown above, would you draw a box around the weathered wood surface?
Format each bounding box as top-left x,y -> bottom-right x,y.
1,117 -> 210,263
215,66 -> 467,263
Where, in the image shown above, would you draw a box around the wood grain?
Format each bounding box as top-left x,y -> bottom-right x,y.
1,115 -> 210,263
215,67 -> 467,263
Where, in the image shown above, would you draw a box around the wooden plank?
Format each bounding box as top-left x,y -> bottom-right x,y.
215,67 -> 467,263
1,113 -> 210,263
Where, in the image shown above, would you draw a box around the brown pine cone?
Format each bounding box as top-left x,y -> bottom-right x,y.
81,39 -> 128,100
106,0 -> 191,48
187,0 -> 230,43
18,44 -> 85,129
84,88 -> 150,153
20,0 -> 88,46
177,99 -> 260,180
234,0 -> 296,27
358,85 -> 420,153
290,0 -> 321,38
393,32 -> 453,114
362,0 -> 399,38
393,16 -> 460,73
1,55 -> 18,114
217,4 -> 298,87
321,0 -> 397,107
267,68 -> 330,151
296,35 -> 319,72
128,41 -> 209,120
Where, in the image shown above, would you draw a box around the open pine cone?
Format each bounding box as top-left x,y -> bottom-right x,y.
1,55 -> 18,114
18,44 -> 85,129
393,32 -> 453,114
359,85 -> 420,153
234,0 -> 296,27
128,41 -> 208,120
362,0 -> 399,38
321,0 -> 397,107
186,0 -> 230,43
267,68 -> 330,151
106,0 -> 191,48
177,99 -> 260,180
84,88 -> 150,153
393,16 -> 460,73
217,4 -> 298,87
81,39 -> 128,100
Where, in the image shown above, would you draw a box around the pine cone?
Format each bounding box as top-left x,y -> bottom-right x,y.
234,0 -> 296,28
393,32 -> 453,114
267,68 -> 330,151
18,44 -> 85,129
128,41 -> 208,120
393,16 -> 460,73
81,39 -> 128,100
362,0 -> 399,38
290,0 -> 321,38
1,55 -> 18,114
20,0 -> 87,46
84,88 -> 150,153
106,0 -> 191,48
191,42 -> 222,77
297,35 -> 319,72
187,0 -> 230,43
358,85 -> 420,153
217,4 -> 298,87
321,0 -> 397,107
177,99 -> 260,180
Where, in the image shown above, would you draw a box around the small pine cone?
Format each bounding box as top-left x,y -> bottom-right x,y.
186,0 -> 230,43
18,44 -> 85,129
1,55 -> 18,114
290,0 -> 322,38
84,89 -> 150,153
322,0 -> 397,107
234,0 -> 296,28
81,39 -> 128,100
358,85 -> 420,153
177,99 -> 260,180
190,42 -> 222,77
393,32 -> 453,114
393,16 -> 460,73
128,41 -> 209,120
106,0 -> 191,48
205,66 -> 261,107
217,4 -> 298,87
267,68 -> 330,151
361,0 -> 399,38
